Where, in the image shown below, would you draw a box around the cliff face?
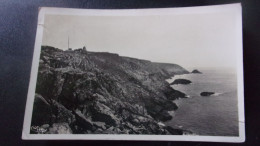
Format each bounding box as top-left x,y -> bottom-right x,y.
31,46 -> 189,134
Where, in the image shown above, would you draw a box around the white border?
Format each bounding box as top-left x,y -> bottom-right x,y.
22,3 -> 245,142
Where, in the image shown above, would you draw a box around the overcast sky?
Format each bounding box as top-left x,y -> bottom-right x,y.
42,10 -> 239,69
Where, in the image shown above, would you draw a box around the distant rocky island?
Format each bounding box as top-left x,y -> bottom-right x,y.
31,46 -> 192,135
191,69 -> 202,74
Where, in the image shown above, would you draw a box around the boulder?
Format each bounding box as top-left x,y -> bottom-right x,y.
90,102 -> 119,126
165,126 -> 183,135
41,124 -> 50,129
93,121 -> 106,130
73,110 -> 94,131
48,123 -> 73,134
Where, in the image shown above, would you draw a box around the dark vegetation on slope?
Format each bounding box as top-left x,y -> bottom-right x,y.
30,46 -> 190,135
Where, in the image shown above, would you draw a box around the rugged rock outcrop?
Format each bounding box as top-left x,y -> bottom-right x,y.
48,123 -> 73,134
31,46 -> 189,135
200,92 -> 215,96
191,69 -> 202,74
170,79 -> 192,85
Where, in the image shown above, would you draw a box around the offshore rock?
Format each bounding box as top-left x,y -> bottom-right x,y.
191,69 -> 202,74
200,92 -> 215,96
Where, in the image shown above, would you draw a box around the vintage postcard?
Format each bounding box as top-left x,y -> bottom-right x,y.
22,3 -> 245,142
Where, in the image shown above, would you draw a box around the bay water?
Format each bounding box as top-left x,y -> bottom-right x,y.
165,68 -> 239,136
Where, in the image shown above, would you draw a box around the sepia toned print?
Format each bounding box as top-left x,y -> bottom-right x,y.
23,4 -> 244,142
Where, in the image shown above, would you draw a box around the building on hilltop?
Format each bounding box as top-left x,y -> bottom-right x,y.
82,46 -> 88,55
74,46 -> 88,55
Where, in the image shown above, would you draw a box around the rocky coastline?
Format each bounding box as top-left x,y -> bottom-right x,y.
31,46 -> 191,135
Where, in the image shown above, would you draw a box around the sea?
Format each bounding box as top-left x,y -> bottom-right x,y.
165,68 -> 239,136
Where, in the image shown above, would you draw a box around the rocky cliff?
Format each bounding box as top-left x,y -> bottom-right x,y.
31,46 -> 189,135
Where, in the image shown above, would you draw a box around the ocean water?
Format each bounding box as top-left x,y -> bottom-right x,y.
165,69 -> 239,136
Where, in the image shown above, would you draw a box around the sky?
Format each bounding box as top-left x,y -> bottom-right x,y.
42,9 -> 239,69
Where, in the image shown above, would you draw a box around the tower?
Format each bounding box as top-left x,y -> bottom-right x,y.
68,36 -> 72,50
68,36 -> 70,49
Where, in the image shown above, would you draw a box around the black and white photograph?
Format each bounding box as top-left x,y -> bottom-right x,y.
22,4 -> 244,142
